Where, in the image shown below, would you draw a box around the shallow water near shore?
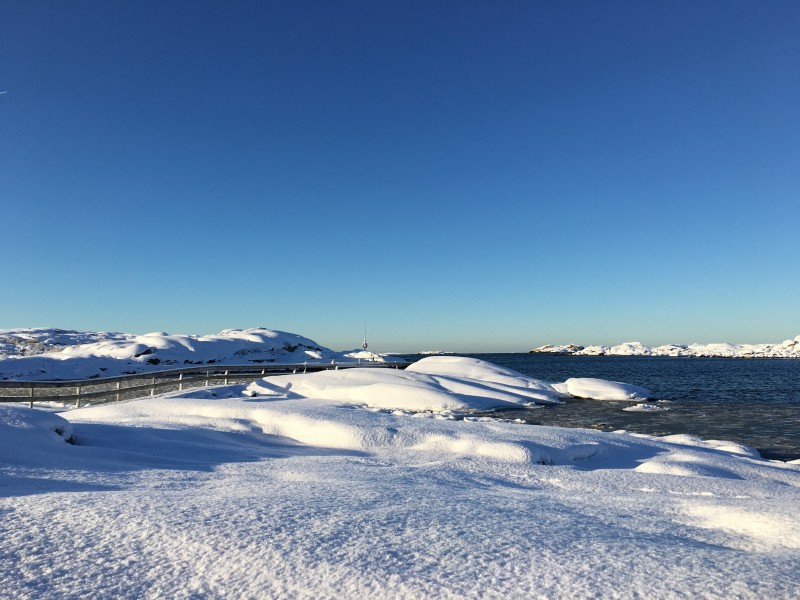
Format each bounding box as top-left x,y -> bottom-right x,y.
404,354 -> 800,461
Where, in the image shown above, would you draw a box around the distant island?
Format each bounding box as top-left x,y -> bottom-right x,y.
530,336 -> 800,358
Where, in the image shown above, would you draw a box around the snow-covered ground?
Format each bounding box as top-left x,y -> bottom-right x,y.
531,335 -> 800,358
0,328 -> 396,381
2,357 -> 798,598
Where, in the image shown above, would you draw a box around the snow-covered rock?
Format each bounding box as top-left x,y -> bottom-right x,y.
531,336 -> 800,358
523,343 -> 585,355
607,341 -> 653,356
553,377 -> 652,401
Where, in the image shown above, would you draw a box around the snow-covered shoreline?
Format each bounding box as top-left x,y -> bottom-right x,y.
531,335 -> 800,358
2,355 -> 799,598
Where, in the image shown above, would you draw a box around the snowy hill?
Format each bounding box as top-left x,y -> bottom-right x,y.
0,328 -> 129,357
531,335 -> 800,358
0,327 -> 396,381
1,356 -> 798,598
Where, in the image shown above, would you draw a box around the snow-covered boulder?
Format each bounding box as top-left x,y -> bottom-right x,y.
554,378 -> 652,401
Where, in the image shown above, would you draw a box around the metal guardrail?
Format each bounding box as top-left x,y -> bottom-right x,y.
0,361 -> 412,408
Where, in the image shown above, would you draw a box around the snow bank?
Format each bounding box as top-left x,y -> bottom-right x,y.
2,357 -> 799,598
531,335 -> 800,358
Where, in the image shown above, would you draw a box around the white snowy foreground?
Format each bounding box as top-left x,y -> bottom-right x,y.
531,335 -> 800,358
2,357 -> 799,599
0,328 -> 396,381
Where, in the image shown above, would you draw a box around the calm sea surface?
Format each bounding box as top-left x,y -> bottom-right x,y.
404,354 -> 800,462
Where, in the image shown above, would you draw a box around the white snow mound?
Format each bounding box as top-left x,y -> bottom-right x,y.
554,377 -> 652,400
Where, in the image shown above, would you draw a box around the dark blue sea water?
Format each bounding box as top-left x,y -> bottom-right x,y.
404,354 -> 800,462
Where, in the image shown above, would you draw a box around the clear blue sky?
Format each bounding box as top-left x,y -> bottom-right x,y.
2,1 -> 798,352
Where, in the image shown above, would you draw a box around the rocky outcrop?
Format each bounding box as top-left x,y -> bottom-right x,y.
530,336 -> 800,358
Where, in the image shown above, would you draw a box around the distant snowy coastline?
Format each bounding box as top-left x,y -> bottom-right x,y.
530,336 -> 800,358
0,327 -> 398,381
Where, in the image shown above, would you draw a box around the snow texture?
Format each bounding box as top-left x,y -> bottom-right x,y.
531,335 -> 800,358
1,357 -> 798,598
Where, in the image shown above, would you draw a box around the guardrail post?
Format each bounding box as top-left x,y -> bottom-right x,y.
116,381 -> 121,402
224,370 -> 228,385
29,383 -> 34,408
151,377 -> 155,396
205,370 -> 209,387
179,372 -> 184,391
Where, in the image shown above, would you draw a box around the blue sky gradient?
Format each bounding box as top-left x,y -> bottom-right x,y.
2,1 -> 798,352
